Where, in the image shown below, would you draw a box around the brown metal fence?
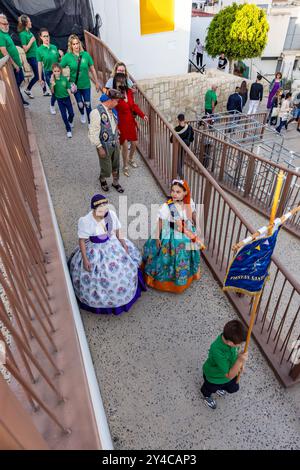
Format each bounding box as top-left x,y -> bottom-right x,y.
189,127 -> 300,238
0,57 -> 101,449
85,31 -> 300,387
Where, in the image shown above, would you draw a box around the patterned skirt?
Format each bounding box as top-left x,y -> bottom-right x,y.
142,227 -> 201,293
69,235 -> 146,315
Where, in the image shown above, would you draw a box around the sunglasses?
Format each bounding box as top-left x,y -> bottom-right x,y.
0,22 -> 9,26
42,34 -> 49,37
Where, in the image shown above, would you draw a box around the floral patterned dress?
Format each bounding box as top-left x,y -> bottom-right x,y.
69,210 -> 146,315
142,199 -> 201,293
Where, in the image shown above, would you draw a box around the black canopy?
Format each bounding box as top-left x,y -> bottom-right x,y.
0,0 -> 96,50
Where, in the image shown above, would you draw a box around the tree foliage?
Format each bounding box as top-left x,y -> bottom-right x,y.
205,3 -> 269,61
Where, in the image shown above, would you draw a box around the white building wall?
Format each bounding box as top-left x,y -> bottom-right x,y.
189,16 -> 218,69
92,0 -> 193,80
263,13 -> 291,57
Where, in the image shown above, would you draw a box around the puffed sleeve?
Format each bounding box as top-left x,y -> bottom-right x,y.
157,203 -> 171,220
78,216 -> 90,239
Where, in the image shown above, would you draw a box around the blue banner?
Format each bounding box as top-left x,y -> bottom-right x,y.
223,227 -> 280,295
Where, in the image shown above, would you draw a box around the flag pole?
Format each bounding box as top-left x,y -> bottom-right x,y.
237,170 -> 285,382
232,204 -> 300,252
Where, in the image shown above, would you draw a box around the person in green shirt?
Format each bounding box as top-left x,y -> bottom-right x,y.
17,14 -> 48,98
204,85 -> 218,116
0,13 -> 29,105
37,28 -> 63,114
50,63 -> 74,139
201,320 -> 248,409
60,34 -> 101,125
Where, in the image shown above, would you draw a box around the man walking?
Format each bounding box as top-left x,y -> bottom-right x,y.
170,113 -> 194,178
192,38 -> 204,68
247,74 -> 263,115
89,88 -> 125,193
204,85 -> 218,116
0,13 -> 29,105
227,87 -> 243,114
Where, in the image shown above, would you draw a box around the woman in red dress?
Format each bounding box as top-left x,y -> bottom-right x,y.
113,73 -> 148,177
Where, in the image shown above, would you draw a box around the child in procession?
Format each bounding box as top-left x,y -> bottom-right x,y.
201,320 -> 248,410
142,179 -> 202,293
50,63 -> 74,138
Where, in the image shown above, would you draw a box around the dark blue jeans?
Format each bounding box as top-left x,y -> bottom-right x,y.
57,96 -> 74,133
44,70 -> 56,106
27,57 -> 46,92
276,118 -> 288,133
13,67 -> 26,104
74,87 -> 91,122
201,374 -> 239,398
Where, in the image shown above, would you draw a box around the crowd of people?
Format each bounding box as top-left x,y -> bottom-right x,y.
8,12 -> 300,411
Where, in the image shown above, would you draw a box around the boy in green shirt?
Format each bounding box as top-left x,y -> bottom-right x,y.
201,320 -> 248,409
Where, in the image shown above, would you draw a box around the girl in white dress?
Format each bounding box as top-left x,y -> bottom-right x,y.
69,194 -> 146,314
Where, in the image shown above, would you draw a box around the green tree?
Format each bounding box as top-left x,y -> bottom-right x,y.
205,3 -> 269,72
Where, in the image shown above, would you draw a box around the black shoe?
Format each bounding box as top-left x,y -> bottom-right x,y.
297,128 -> 300,133
23,100 -> 30,107
99,179 -> 109,192
203,397 -> 217,409
112,183 -> 124,193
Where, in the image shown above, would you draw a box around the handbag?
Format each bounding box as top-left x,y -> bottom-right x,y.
271,107 -> 279,118
70,55 -> 82,93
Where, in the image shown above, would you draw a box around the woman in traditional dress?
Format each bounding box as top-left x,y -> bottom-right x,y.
142,180 -> 204,293
267,72 -> 283,110
69,194 -> 146,315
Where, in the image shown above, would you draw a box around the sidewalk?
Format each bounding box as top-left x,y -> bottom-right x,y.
29,88 -> 300,450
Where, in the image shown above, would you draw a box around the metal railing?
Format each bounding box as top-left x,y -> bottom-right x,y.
85,31 -> 300,386
0,57 -> 101,449
190,129 -> 300,237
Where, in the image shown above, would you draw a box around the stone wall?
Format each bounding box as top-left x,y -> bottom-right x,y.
137,69 -> 269,124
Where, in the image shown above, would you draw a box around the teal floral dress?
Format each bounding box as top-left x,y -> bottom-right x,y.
142,199 -> 201,293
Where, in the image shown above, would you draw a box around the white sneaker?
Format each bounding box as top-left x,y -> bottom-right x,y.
43,91 -> 51,97
24,89 -> 34,99
80,113 -> 87,124
67,131 -> 72,138
50,105 -> 56,115
69,122 -> 74,128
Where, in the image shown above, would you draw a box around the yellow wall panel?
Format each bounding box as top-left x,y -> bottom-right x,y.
140,0 -> 175,35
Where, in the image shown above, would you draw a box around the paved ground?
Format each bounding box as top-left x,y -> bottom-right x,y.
28,87 -> 300,450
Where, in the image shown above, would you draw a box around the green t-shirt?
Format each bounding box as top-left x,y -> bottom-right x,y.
60,51 -> 93,90
37,44 -> 59,71
53,76 -> 71,99
205,89 -> 217,111
0,30 -> 22,68
203,334 -> 238,384
19,29 -> 37,59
